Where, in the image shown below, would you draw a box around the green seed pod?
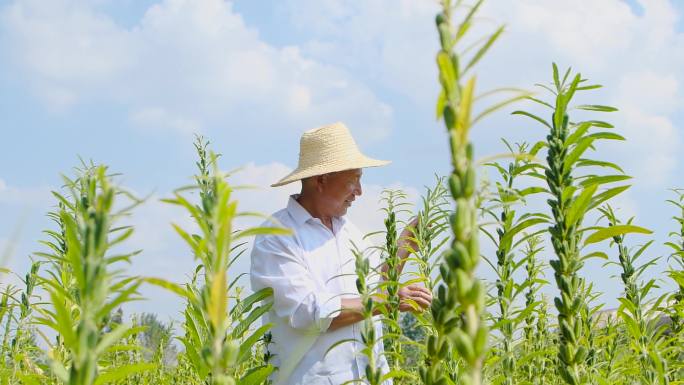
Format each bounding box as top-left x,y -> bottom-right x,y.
449,173 -> 463,197
466,143 -> 474,161
444,105 -> 457,130
463,166 -> 475,197
574,346 -> 587,363
474,324 -> 487,356
453,329 -> 475,363
427,334 -> 438,356
559,344 -> 573,365
455,269 -> 471,300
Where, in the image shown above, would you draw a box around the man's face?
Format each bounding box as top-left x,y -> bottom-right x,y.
318,169 -> 363,217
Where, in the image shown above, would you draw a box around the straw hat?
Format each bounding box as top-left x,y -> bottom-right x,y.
271,122 -> 390,187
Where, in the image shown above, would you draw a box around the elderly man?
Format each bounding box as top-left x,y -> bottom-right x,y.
250,122 -> 432,385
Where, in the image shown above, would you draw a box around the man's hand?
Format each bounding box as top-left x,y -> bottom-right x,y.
397,284 -> 432,313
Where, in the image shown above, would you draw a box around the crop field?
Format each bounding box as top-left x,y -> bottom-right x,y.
0,1 -> 683,385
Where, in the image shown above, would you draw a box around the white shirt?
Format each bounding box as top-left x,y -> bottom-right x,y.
250,195 -> 390,385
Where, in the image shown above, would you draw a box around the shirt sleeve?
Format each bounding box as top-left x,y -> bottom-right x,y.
250,235 -> 341,333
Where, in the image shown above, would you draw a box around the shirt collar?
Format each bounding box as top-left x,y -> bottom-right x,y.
287,194 -> 314,226
286,194 -> 348,228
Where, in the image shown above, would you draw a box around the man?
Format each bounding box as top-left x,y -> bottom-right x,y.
250,122 -> 433,385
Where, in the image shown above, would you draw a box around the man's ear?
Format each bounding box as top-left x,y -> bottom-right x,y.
316,174 -> 329,192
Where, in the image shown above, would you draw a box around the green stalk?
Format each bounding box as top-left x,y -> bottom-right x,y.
413,177 -> 449,292
150,136 -> 288,385
423,1 -> 525,384
483,142 -> 547,384
380,189 -> 408,370
520,235 -> 546,385
665,189 -> 684,337
513,65 -> 644,384
352,243 -> 383,385
601,205 -> 669,384
34,164 -> 146,385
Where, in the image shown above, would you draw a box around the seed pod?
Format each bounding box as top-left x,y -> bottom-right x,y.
444,105 -> 457,130
463,166 -> 475,197
574,346 -> 587,363
474,324 -> 488,356
453,329 -> 475,363
449,173 -> 463,197
455,269 -> 471,300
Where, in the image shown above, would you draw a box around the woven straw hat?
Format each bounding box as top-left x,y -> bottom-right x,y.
271,122 -> 390,187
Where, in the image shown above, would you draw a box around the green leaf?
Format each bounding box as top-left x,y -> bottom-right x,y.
437,51 -> 457,95
564,137 -> 596,172
584,225 -> 653,246
564,122 -> 592,147
575,159 -> 624,173
472,92 -> 531,126
463,25 -> 504,74
230,287 -> 273,320
587,185 -> 631,210
512,111 -> 551,129
566,184 -> 598,226
142,277 -> 193,300
586,132 -> 625,141
238,365 -> 274,385
586,120 -> 614,128
237,323 -> 272,364
552,63 -> 560,90
581,251 -> 609,261
575,104 -> 618,112
235,226 -> 292,239
436,90 -> 447,119
93,363 -> 156,385
579,175 -> 631,187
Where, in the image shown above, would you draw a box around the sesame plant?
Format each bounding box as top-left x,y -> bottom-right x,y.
411,177 -> 450,292
146,137 -> 289,385
378,189 -> 411,371
665,190 -> 684,338
352,242 -> 385,385
599,205 -> 669,384
481,141 -> 549,385
33,164 -> 150,385
519,235 -> 552,385
513,64 -> 653,384
422,0 -> 529,383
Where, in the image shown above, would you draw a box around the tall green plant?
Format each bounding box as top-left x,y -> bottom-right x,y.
147,137 -> 289,385
482,141 -> 548,385
519,235 -> 550,385
600,205 -> 669,384
34,164 -> 149,385
379,189 -> 410,370
411,177 -> 450,292
423,1 -> 529,384
665,190 -> 684,335
353,243 -> 384,385
513,64 -> 651,384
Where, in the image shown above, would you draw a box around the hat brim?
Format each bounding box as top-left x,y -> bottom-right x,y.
271,157 -> 390,187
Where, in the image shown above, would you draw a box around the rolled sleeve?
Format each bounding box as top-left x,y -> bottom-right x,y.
251,236 -> 341,333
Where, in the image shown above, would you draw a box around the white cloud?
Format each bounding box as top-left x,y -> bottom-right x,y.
616,71 -> 680,115
284,0 -> 440,103
2,0 -> 394,142
617,108 -> 679,186
0,178 -> 52,207
130,107 -> 202,136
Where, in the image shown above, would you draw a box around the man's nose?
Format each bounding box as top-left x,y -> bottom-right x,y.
354,182 -> 362,196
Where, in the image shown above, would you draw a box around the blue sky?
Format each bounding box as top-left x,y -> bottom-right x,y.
1,0 -> 683,321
